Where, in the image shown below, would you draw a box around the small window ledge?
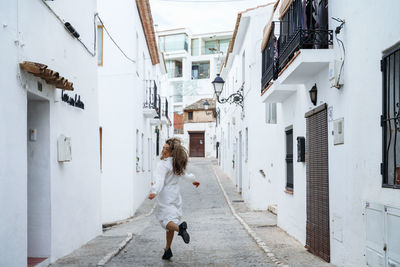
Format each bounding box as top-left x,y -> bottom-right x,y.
284,189 -> 294,195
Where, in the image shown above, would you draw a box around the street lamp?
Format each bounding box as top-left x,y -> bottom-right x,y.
212,74 -> 244,109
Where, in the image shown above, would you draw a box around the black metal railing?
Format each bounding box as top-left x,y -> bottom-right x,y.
278,0 -> 333,72
261,22 -> 278,90
162,97 -> 169,119
144,80 -> 160,118
154,94 -> 161,119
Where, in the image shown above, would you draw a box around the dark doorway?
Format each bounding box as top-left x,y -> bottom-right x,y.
189,132 -> 205,157
305,104 -> 330,262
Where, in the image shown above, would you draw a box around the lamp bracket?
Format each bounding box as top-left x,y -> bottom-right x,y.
216,82 -> 244,109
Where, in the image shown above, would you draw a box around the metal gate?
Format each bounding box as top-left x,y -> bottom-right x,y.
305,103 -> 330,262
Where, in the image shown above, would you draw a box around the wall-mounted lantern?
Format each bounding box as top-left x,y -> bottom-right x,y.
309,84 -> 318,106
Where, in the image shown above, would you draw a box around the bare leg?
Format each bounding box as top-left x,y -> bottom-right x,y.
165,221 -> 179,232
165,230 -> 174,250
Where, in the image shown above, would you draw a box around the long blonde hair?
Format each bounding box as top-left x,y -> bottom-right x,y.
165,138 -> 188,176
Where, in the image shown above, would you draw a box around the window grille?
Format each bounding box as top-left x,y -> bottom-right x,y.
285,127 -> 294,190
382,43 -> 400,189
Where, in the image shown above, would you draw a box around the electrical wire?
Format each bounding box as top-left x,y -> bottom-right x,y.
332,17 -> 345,88
40,0 -> 96,56
96,14 -> 137,63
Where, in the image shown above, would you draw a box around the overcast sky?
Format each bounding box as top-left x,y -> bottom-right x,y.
150,0 -> 274,34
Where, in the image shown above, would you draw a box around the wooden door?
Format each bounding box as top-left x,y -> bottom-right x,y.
189,132 -> 205,157
305,104 -> 330,262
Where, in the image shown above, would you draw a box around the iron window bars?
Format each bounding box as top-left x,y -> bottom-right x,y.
381,44 -> 400,189
144,80 -> 160,117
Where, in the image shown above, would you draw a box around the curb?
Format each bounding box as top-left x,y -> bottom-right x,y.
97,202 -> 157,265
212,167 -> 289,267
97,233 -> 133,266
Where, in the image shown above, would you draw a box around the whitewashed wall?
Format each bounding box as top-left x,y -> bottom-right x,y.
217,5 -> 278,208
1,0 -> 101,265
98,0 -> 167,223
218,0 -> 400,266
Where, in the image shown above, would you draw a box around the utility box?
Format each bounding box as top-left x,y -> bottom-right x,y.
329,60 -> 344,88
57,135 -> 72,162
333,118 -> 344,145
297,136 -> 305,162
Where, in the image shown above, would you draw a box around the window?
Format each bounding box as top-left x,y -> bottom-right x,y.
136,129 -> 140,171
192,61 -> 210,79
285,126 -> 294,191
266,103 -> 277,124
159,34 -> 188,52
191,38 -> 199,56
382,43 -> 400,188
97,26 -> 103,66
166,60 -> 182,78
245,127 -> 248,162
99,127 -> 103,170
141,133 -> 144,171
188,111 -> 193,120
203,38 -> 231,55
242,51 -> 246,84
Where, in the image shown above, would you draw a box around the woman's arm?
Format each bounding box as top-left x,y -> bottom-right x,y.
149,161 -> 169,196
182,172 -> 200,188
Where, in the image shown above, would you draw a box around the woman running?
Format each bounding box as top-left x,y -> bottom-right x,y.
148,138 -> 200,260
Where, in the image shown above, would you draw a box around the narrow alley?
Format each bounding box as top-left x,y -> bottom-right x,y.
51,159 -> 330,266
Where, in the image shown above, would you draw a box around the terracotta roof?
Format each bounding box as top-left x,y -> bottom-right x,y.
136,0 -> 160,65
19,61 -> 73,90
184,98 -> 216,111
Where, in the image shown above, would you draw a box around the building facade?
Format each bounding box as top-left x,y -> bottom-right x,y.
97,0 -> 171,225
1,0 -> 101,265
183,98 -> 216,158
157,28 -> 232,155
217,0 -> 400,266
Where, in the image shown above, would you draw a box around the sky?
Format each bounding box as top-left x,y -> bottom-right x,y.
150,0 -> 274,34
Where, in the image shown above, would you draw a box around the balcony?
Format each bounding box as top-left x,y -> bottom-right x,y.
277,0 -> 333,83
261,22 -> 278,90
160,97 -> 169,125
261,80 -> 296,104
143,80 -> 160,118
261,0 -> 334,99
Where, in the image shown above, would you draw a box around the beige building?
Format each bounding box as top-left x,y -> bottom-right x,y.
182,98 -> 216,157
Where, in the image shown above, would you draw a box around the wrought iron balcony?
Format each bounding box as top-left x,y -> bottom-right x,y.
261,22 -> 278,91
277,0 -> 333,73
143,80 -> 160,118
162,97 -> 169,119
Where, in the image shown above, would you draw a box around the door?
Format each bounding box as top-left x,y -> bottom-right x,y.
189,132 -> 205,157
238,132 -> 243,193
27,94 -> 51,262
305,104 -> 330,262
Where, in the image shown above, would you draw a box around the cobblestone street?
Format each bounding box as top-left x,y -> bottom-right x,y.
51,158 -> 331,267
106,158 -> 274,266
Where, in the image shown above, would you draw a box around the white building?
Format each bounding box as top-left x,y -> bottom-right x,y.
1,0 -> 101,266
97,0 -> 171,224
158,28 -> 231,156
217,0 -> 400,266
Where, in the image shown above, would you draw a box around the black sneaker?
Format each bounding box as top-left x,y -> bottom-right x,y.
178,221 -> 190,244
162,248 -> 173,260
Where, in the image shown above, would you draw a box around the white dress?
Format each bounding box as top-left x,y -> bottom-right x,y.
150,157 -> 195,229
